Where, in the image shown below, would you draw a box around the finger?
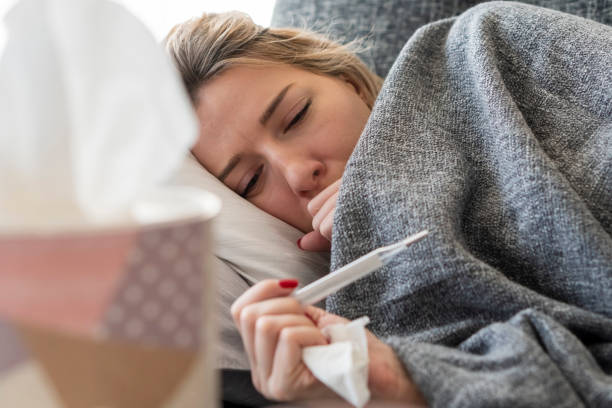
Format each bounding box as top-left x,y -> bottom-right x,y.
254,314 -> 315,384
307,179 -> 341,216
230,280 -> 300,373
231,279 -> 299,325
266,326 -> 328,401
298,230 -> 331,252
304,305 -> 350,329
239,297 -> 303,373
311,191 -> 338,233
317,208 -> 335,242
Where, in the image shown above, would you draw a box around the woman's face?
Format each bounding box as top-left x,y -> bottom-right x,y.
191,64 -> 371,233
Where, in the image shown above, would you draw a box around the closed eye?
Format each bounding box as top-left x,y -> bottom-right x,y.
240,165 -> 263,198
283,99 -> 311,133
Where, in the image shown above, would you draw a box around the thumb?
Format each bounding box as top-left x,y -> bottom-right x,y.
304,306 -> 349,329
299,230 -> 331,252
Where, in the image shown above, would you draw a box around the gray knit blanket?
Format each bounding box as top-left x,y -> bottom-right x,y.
328,2 -> 612,407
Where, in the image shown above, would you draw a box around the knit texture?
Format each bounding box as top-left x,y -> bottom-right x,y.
327,3 -> 612,407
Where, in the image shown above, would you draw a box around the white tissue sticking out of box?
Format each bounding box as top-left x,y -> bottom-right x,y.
302,316 -> 371,408
0,0 -> 197,230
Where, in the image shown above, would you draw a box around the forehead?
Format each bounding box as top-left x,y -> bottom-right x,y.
195,64 -> 308,126
194,64 -> 319,145
192,64 -> 307,171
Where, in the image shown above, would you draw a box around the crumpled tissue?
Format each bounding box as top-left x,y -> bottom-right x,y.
0,0 -> 197,229
302,316 -> 371,408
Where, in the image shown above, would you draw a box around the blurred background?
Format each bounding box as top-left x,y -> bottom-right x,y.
0,0 -> 275,44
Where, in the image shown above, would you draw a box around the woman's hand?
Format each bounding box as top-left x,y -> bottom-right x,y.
299,179 -> 341,252
230,279 -> 341,401
231,279 -> 428,405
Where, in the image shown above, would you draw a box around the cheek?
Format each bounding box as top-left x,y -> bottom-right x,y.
325,104 -> 368,158
252,190 -> 312,233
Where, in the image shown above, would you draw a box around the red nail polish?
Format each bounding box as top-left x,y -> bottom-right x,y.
279,279 -> 299,289
297,238 -> 303,249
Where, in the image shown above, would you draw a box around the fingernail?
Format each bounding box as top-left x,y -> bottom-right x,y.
279,279 -> 299,289
296,237 -> 303,249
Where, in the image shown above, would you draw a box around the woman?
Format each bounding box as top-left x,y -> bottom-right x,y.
165,3 -> 612,406
165,11 -> 423,403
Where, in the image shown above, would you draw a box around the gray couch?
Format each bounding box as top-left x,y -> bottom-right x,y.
272,0 -> 611,77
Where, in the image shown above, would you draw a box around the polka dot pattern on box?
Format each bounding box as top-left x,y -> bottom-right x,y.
99,222 -> 206,350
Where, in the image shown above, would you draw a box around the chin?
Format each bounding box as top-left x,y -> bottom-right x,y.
296,224 -> 314,234
295,219 -> 314,234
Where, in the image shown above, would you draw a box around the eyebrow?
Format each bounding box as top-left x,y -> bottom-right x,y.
259,83 -> 293,125
218,155 -> 241,182
217,83 -> 294,183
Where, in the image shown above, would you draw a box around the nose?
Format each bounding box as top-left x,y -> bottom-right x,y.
264,144 -> 324,197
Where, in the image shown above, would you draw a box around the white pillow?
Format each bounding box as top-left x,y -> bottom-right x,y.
166,155 -> 331,369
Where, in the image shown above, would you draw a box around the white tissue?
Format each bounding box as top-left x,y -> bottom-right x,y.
302,316 -> 371,408
0,0 -> 197,229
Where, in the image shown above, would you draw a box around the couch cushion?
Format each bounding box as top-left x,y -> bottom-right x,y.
271,0 -> 612,77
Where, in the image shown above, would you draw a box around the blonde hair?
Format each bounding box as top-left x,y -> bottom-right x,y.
164,11 -> 383,108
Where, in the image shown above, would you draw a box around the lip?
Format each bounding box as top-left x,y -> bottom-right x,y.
307,187 -> 325,202
304,184 -> 328,214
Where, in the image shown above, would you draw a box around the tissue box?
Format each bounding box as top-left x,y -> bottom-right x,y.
0,188 -> 220,408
